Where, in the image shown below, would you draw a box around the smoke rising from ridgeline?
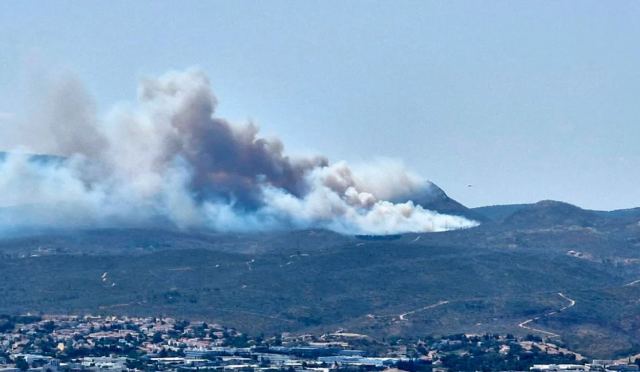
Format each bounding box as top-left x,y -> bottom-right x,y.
0,69 -> 478,234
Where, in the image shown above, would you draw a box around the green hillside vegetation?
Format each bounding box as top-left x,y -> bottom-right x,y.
1,200 -> 639,358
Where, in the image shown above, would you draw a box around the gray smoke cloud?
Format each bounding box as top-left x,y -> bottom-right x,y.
0,68 -> 479,235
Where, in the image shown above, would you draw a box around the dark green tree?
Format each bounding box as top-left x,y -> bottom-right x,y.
15,356 -> 29,372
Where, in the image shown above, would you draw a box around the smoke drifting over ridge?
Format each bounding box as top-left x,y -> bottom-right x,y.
0,69 -> 478,234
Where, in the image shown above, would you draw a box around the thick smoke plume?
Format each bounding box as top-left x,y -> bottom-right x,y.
0,69 -> 478,234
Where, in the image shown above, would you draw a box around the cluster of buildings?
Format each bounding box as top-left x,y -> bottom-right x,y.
0,314 -> 638,371
0,315 -> 409,371
531,360 -> 639,372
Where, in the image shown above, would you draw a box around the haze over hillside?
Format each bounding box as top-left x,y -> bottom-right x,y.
0,69 -> 479,236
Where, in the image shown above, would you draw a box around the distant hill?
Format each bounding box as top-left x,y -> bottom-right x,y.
407,182 -> 488,222
475,202 -> 640,225
595,207 -> 640,220
501,200 -> 602,228
472,204 -> 530,222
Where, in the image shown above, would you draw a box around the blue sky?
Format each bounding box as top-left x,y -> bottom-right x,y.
1,1 -> 639,210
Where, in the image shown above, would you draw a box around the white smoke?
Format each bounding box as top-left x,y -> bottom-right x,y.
0,68 -> 479,235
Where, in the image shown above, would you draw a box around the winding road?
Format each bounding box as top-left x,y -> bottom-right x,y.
368,300 -> 449,321
518,292 -> 576,338
398,300 -> 449,321
624,279 -> 640,287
